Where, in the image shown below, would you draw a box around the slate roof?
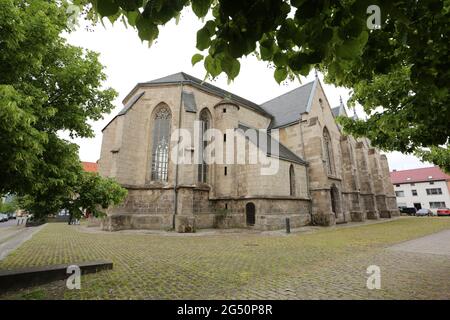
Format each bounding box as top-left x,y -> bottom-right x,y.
236,124 -> 307,165
143,72 -> 272,117
331,106 -> 341,117
390,167 -> 450,184
104,73 -> 320,149
260,79 -> 317,128
331,103 -> 348,118
117,91 -> 145,116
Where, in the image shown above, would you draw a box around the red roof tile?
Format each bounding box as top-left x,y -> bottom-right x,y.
82,162 -> 98,173
390,166 -> 450,184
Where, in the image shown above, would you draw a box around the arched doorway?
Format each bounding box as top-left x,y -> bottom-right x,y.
245,203 -> 256,226
330,184 -> 340,218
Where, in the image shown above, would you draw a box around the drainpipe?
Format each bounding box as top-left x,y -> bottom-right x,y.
173,82 -> 184,229
299,114 -> 313,222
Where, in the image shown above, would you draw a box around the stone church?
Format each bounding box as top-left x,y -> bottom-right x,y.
99,72 -> 399,232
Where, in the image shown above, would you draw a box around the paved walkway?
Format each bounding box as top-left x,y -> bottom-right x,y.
0,224 -> 45,260
389,229 -> 450,256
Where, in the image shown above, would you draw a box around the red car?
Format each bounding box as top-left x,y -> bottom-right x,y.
437,208 -> 450,216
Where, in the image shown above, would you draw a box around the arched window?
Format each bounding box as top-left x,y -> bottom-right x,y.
289,165 -> 295,196
323,127 -> 335,175
151,105 -> 171,181
198,109 -> 211,183
330,184 -> 340,217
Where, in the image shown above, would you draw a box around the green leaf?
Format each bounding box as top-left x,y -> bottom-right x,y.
196,27 -> 211,50
274,67 -> 288,84
125,10 -> 139,26
273,52 -> 288,67
288,52 -> 308,72
117,0 -> 143,12
336,30 -> 368,60
136,15 -> 159,42
260,45 -> 274,61
220,56 -> 240,80
191,53 -> 204,66
204,20 -> 216,35
96,0 -> 120,17
204,55 -> 221,77
192,0 -> 212,18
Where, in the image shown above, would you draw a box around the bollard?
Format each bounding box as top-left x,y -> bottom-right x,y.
285,217 -> 290,234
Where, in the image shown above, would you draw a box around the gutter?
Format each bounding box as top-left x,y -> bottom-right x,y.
173,82 -> 184,229
299,114 -> 313,222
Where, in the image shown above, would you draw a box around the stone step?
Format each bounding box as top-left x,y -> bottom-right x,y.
0,260 -> 113,293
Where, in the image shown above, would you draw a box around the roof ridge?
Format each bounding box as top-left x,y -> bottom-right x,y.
391,166 -> 439,173
143,72 -> 273,118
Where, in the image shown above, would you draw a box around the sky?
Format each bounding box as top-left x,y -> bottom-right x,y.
63,8 -> 431,171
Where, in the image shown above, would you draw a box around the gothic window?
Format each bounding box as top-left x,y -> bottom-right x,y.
349,143 -> 355,165
151,105 -> 171,181
323,127 -> 335,175
289,165 -> 295,196
198,109 -> 211,183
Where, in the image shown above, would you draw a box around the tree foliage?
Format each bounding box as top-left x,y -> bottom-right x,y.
20,169 -> 128,220
83,0 -> 449,169
66,172 -> 128,219
0,195 -> 19,213
0,0 -> 127,216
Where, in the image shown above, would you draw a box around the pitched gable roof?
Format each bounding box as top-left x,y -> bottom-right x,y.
237,123 -> 307,165
331,103 -> 348,118
260,79 -> 317,128
104,72 -> 275,132
390,166 -> 450,184
142,72 -> 272,118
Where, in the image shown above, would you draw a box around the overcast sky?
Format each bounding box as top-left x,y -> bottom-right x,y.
63,8 -> 431,171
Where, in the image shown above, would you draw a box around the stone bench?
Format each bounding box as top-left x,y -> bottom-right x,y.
0,260 -> 113,293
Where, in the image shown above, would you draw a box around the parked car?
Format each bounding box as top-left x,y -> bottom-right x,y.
400,207 -> 417,215
437,208 -> 450,216
6,212 -> 16,220
0,214 -> 8,222
416,208 -> 433,216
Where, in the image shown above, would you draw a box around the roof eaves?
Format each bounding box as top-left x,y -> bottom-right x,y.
270,119 -> 300,129
102,91 -> 145,132
305,78 -> 318,113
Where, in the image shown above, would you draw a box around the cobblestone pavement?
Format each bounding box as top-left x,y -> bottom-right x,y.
0,217 -> 449,300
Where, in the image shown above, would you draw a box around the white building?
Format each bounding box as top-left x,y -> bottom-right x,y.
390,166 -> 450,212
